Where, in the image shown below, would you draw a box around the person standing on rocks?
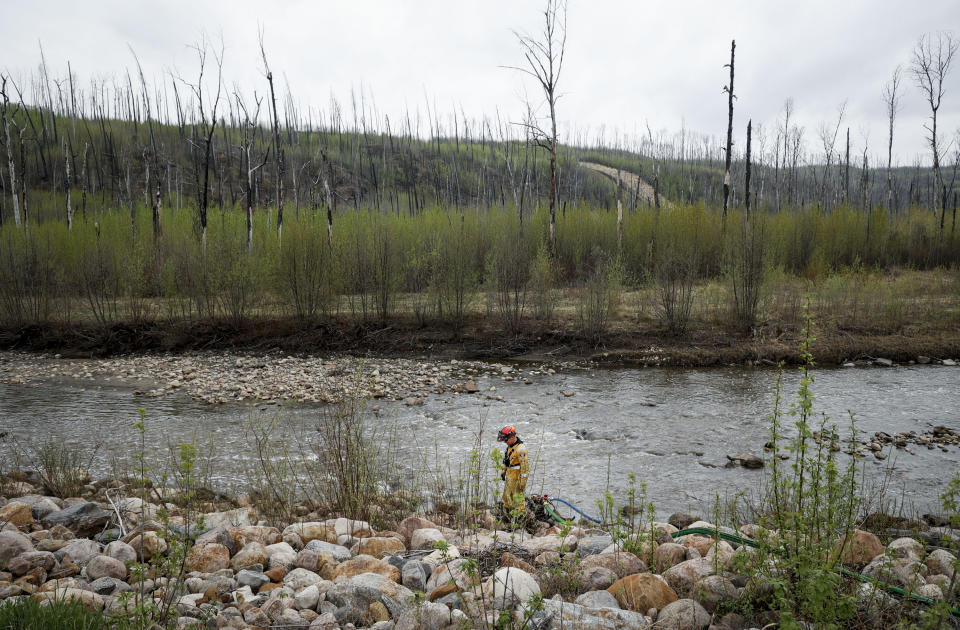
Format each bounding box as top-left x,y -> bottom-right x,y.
498,426 -> 529,516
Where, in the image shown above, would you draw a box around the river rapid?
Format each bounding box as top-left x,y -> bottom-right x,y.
1,360 -> 958,520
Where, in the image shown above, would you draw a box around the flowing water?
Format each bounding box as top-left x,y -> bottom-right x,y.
1,362 -> 958,520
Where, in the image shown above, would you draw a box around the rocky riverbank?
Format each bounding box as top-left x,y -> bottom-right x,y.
0,477 -> 958,630
0,351 -> 571,405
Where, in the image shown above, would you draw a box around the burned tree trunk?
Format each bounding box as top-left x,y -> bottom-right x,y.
722,40 -> 736,220
745,119 -> 752,218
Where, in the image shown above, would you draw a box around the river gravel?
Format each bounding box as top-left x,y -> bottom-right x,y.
0,351 -> 576,405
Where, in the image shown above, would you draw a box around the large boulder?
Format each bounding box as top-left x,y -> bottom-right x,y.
538,598 -> 652,629
668,513 -> 699,530
0,501 -> 34,527
692,574 -> 739,612
578,535 -> 614,557
582,565 -> 618,591
653,598 -> 711,629
231,542 -> 268,571
679,535 -> 715,557
86,555 -> 127,581
229,525 -> 280,548
654,543 -> 688,572
834,529 -> 883,567
424,558 -> 478,591
34,587 -> 105,611
195,526 -> 236,554
397,516 -> 438,547
353,536 -> 405,558
201,507 -> 256,530
394,600 -> 454,630
7,551 -> 57,576
186,543 -> 230,573
42,503 -> 113,537
662,558 -> 714,593
304,540 -> 352,562
104,541 -> 137,565
13,495 -> 63,520
283,567 -> 324,592
346,571 -> 414,601
576,589 -> 621,609
57,539 -> 103,566
607,573 -> 678,612
887,537 -> 924,560
410,528 -> 446,551
519,534 -> 578,556
926,549 -> 957,578
333,518 -> 374,539
333,555 -> 401,583
126,531 -> 167,561
484,567 -> 541,609
283,522 -> 337,544
862,555 -> 927,589
581,551 -> 647,578
0,531 -> 34,569
402,561 -> 430,592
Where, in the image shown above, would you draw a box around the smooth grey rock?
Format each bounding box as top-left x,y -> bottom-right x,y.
304,540 -> 352,562
394,601 -> 452,630
575,589 -> 621,609
540,599 -> 650,629
56,539 -> 103,566
236,569 -> 270,590
90,577 -> 132,596
402,561 -> 429,592
283,567 -> 323,592
42,502 -> 113,537
13,495 -> 62,520
654,599 -> 710,629
104,541 -> 137,565
0,531 -> 33,569
578,536 -> 614,557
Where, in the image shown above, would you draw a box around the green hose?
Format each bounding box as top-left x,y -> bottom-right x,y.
543,502 -> 568,525
670,527 -> 960,616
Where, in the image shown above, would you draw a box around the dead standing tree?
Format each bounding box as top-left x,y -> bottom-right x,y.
260,32 -> 285,246
1,76 -> 22,226
882,66 -> 903,210
911,31 -> 958,231
509,0 -> 567,252
236,91 -> 269,253
722,39 -> 735,221
181,36 -> 224,253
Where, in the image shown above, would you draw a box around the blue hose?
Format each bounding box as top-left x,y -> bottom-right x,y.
549,497 -> 602,523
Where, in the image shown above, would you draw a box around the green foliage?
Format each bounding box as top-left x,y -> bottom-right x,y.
0,597 -> 120,630
742,305 -> 863,628
576,251 -> 622,343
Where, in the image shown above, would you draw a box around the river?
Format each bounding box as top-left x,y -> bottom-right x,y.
1,362 -> 957,521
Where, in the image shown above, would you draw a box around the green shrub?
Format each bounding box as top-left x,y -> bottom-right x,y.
0,597 -> 119,630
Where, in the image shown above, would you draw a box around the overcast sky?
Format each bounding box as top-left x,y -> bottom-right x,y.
2,0 -> 958,166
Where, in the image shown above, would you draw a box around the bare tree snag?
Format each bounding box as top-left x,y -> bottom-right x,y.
882,66 -> 903,210
745,119 -> 752,218
911,31 -> 958,230
260,31 -> 285,245
1,76 -> 22,226
510,0 -> 566,253
722,39 -> 735,220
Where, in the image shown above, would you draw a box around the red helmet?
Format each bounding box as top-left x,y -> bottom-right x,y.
497,426 -> 517,442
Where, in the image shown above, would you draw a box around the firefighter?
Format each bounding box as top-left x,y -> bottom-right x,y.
497,425 -> 529,514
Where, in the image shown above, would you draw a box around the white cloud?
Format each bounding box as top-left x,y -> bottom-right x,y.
2,0 -> 958,165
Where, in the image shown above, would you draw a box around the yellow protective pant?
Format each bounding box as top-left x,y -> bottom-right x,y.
502,468 -> 527,512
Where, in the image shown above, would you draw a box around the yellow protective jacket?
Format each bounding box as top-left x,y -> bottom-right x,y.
501,439 -> 529,511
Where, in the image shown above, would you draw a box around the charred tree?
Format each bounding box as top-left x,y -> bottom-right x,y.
722,39 -> 735,220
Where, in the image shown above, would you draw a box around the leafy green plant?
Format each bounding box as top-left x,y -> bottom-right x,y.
0,597 -> 120,630
742,305 -> 863,628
